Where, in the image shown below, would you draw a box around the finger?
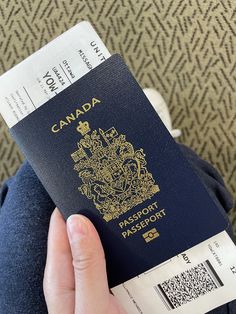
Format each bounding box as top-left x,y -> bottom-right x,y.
67,214 -> 110,314
44,208 -> 75,314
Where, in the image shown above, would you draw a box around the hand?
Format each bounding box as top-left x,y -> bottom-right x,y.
44,208 -> 126,314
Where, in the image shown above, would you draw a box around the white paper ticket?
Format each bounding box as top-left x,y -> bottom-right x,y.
0,21 -> 110,128
112,231 -> 236,314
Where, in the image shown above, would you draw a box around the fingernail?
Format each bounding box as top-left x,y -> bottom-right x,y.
67,215 -> 88,242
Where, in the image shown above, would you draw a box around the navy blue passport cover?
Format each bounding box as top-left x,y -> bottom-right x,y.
10,54 -> 228,287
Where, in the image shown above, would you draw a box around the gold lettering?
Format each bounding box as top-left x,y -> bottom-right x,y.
119,222 -> 124,229
122,231 -> 127,238
66,113 -> 76,124
142,207 -> 149,215
118,203 -> 166,239
160,209 -> 166,216
51,98 -> 102,133
153,201 -> 158,208
155,212 -> 162,219
140,220 -> 146,228
59,120 -> 68,128
150,215 -> 157,222
82,103 -> 91,112
92,97 -> 101,106
127,230 -> 133,237
148,202 -> 158,211
51,124 -> 60,133
75,109 -> 84,118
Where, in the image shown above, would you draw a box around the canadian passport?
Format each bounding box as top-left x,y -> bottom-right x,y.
10,54 -> 228,287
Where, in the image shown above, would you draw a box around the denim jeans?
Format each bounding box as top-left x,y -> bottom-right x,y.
0,144 -> 235,314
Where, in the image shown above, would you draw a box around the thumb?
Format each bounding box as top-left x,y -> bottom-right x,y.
66,214 -> 110,314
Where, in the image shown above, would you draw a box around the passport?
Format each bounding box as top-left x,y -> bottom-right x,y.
10,54 -> 228,287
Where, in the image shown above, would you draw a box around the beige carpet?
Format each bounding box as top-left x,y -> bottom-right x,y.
0,0 -> 235,232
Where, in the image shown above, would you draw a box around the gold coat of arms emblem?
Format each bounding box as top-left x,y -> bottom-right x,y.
71,121 -> 159,222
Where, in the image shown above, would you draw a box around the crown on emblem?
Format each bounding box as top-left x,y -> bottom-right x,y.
77,121 -> 90,136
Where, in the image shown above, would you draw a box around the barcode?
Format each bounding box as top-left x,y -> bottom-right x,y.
154,260 -> 224,311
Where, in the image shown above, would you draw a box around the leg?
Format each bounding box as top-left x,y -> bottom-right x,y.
0,161 -> 55,314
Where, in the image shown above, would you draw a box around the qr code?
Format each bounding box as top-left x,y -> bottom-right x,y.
154,260 -> 224,310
